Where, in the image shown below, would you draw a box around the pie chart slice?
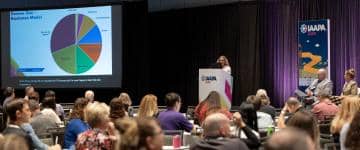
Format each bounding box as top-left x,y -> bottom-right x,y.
51,14 -> 102,74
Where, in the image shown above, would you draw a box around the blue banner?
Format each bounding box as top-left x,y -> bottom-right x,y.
298,19 -> 330,91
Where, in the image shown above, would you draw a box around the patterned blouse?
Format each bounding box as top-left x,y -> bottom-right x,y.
76,128 -> 113,150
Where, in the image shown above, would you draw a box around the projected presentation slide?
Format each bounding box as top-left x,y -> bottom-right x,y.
10,6 -> 112,77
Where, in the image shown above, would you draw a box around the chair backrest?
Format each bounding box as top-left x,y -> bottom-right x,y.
324,143 -> 340,150
163,130 -> 183,146
38,133 -> 54,146
47,127 -> 66,146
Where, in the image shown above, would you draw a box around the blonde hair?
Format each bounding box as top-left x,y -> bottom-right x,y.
138,94 -> 158,118
256,89 -> 268,98
114,118 -> 139,150
345,68 -> 356,79
217,56 -> 230,66
84,102 -> 110,128
119,92 -> 132,106
331,96 -> 360,133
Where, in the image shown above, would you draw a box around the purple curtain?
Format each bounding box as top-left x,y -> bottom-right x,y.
260,0 -> 360,107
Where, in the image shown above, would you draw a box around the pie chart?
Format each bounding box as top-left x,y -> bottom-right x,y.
51,14 -> 102,74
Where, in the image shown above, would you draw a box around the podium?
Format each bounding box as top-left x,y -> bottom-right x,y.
199,69 -> 233,109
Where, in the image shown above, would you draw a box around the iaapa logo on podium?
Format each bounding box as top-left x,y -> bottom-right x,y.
201,75 -> 217,83
300,24 -> 327,34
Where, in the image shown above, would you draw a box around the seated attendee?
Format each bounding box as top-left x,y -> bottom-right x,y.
113,118 -> 139,150
84,90 -> 95,103
195,91 -> 231,124
136,117 -> 164,150
41,97 -> 62,125
2,86 -> 15,107
44,90 -> 65,120
63,98 -> 90,149
119,92 -> 134,117
2,99 -> 32,148
311,90 -> 338,121
29,99 -> 58,135
191,113 -> 258,150
287,111 -> 320,149
305,68 -> 333,96
259,96 -> 276,119
24,86 -> 35,100
265,128 -> 316,150
157,92 -> 193,132
248,96 -> 273,130
76,102 -> 116,150
109,97 -> 128,121
277,97 -> 304,129
138,94 -> 159,118
331,96 -> 360,142
341,111 -> 360,150
342,68 -> 358,96
239,96 -> 258,131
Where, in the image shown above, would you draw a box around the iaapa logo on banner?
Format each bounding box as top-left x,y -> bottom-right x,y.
201,75 -> 217,83
300,24 -> 327,34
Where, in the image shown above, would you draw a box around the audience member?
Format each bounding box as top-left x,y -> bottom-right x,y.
63,98 -> 90,149
311,90 -> 338,121
259,96 -> 276,119
28,91 -> 40,102
29,99 -> 58,135
248,96 -> 273,130
195,91 -> 231,124
331,96 -> 360,142
76,102 -> 116,150
84,90 -> 95,103
265,127 -> 315,150
342,68 -> 358,96
2,87 -> 15,107
41,97 -> 62,124
119,92 -> 134,117
239,96 -> 258,131
191,113 -> 257,150
277,97 -> 303,129
44,90 -> 65,120
110,97 -> 128,121
138,94 -> 159,118
341,111 -> 360,150
157,92 -> 193,132
113,118 -> 139,150
287,111 -> 320,149
24,85 -> 35,100
136,117 -> 164,150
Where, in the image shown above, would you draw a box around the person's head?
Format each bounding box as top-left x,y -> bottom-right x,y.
316,89 -> 330,101
345,111 -> 360,149
287,111 -> 319,147
265,127 -> 315,150
344,68 -> 356,82
3,87 -> 15,98
260,96 -> 271,106
138,94 -> 158,118
204,91 -> 222,109
28,91 -> 40,102
84,90 -> 95,102
249,96 -> 262,111
84,102 -> 110,129
286,97 -> 301,113
41,97 -> 56,111
202,113 -> 231,138
164,92 -> 182,112
44,90 -> 56,99
216,55 -> 229,67
317,68 -> 327,81
110,97 -> 127,120
24,86 -> 34,96
331,96 -> 360,133
119,92 -> 132,111
5,99 -> 31,125
70,97 -> 89,120
114,118 -> 139,150
0,134 -> 30,150
256,89 -> 268,99
136,117 -> 164,150
28,99 -> 40,117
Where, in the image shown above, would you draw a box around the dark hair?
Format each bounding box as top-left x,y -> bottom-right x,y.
44,90 -> 56,98
70,97 -> 89,120
345,111 -> 360,149
42,97 -> 56,111
3,87 -> 14,97
136,117 -> 160,148
5,99 -> 27,121
114,118 -> 139,150
28,100 -> 40,112
240,99 -> 258,131
164,92 -> 181,108
249,96 -> 262,111
28,91 -> 40,102
110,97 -> 127,120
287,111 -> 319,147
